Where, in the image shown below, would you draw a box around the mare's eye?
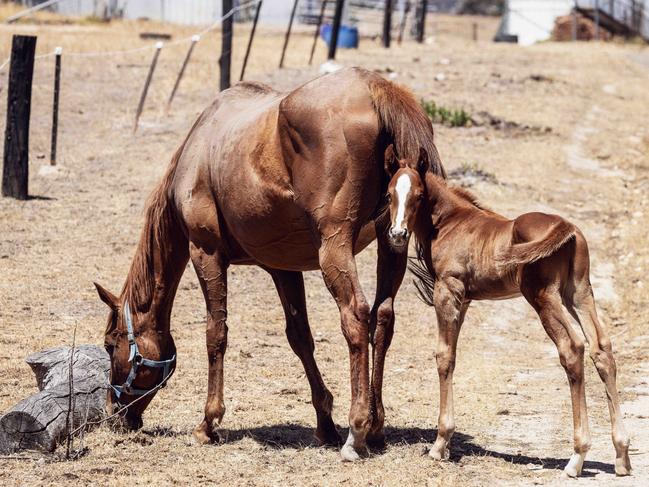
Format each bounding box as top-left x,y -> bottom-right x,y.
105,345 -> 115,357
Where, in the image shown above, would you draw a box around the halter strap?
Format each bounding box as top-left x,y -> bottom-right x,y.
110,300 -> 176,403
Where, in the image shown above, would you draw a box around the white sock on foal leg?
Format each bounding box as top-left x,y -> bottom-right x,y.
563,452 -> 586,478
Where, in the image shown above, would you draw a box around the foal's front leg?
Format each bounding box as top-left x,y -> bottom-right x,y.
190,243 -> 229,444
367,223 -> 408,447
430,279 -> 468,460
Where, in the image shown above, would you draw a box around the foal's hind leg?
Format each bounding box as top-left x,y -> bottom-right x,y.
564,264 -> 631,475
430,279 -> 468,461
367,226 -> 408,447
268,269 -> 341,446
190,243 -> 229,444
522,278 -> 591,478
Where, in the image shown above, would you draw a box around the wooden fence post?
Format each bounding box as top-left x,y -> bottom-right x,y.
220,0 -> 233,91
383,0 -> 392,48
472,22 -> 478,41
416,0 -> 428,43
309,0 -> 328,65
167,35 -> 199,113
2,35 -> 37,200
279,0 -> 300,68
240,0 -> 263,80
328,0 -> 344,60
133,42 -> 162,134
50,47 -> 62,166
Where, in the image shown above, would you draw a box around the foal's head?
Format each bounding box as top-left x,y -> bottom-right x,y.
384,144 -> 429,250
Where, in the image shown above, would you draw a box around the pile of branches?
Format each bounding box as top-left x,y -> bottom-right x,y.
553,14 -> 613,41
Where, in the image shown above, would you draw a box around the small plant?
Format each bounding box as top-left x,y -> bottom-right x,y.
420,99 -> 471,128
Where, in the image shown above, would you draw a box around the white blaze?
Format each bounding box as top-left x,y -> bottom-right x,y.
394,174 -> 412,231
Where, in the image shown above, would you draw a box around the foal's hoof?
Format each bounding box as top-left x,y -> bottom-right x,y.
562,453 -> 585,478
192,426 -> 219,445
428,445 -> 449,461
615,455 -> 632,476
340,443 -> 369,462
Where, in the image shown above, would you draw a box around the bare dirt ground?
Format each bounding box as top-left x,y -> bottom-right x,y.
0,11 -> 648,487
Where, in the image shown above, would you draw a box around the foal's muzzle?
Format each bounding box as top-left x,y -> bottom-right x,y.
388,227 -> 409,248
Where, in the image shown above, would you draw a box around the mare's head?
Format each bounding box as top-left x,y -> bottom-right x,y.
384,144 -> 429,251
94,283 -> 172,430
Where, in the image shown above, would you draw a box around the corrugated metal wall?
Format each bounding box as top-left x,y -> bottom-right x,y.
50,0 -> 293,25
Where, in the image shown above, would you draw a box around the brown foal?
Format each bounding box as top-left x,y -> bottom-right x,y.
388,158 -> 631,477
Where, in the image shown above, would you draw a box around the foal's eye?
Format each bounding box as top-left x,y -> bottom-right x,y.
417,194 -> 424,201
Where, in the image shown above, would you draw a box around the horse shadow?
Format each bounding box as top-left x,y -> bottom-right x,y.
180,423 -> 615,477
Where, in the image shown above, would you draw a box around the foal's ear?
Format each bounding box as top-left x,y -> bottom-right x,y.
417,147 -> 430,177
94,282 -> 118,311
384,144 -> 400,176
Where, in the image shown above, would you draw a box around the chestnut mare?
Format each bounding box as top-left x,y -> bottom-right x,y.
94,67 -> 444,461
392,164 -> 631,477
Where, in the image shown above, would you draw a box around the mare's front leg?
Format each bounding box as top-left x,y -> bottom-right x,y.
430,278 -> 468,461
190,242 -> 229,444
319,224 -> 372,461
267,268 -> 341,446
367,223 -> 408,447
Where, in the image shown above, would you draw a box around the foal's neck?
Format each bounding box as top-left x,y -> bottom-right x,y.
422,174 -> 481,230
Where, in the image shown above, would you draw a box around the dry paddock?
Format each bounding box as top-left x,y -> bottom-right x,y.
1,10 -> 649,487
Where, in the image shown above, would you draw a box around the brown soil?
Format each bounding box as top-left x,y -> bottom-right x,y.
0,12 -> 648,487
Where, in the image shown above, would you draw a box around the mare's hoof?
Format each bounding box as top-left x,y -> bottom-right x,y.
340,443 -> 369,462
366,431 -> 386,450
315,427 -> 342,447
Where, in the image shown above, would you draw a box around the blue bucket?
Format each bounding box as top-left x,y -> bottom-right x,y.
320,24 -> 359,49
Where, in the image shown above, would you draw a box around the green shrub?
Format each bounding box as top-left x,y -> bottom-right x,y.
420,99 -> 471,127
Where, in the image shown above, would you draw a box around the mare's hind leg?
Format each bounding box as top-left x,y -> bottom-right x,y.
522,275 -> 591,478
319,232 -> 372,461
367,224 -> 409,447
267,269 -> 341,446
190,243 -> 229,444
563,241 -> 631,475
430,278 -> 469,461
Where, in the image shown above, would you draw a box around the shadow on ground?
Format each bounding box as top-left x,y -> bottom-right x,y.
140,422 -> 614,476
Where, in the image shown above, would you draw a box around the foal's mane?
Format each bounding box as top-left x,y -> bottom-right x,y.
448,185 -> 491,212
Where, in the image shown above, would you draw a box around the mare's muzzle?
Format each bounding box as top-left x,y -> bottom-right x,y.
110,301 -> 176,407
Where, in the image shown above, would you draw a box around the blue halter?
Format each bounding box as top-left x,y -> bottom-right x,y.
110,300 -> 176,403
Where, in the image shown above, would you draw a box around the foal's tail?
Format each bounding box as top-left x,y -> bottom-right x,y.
498,218 -> 577,267
367,75 -> 446,177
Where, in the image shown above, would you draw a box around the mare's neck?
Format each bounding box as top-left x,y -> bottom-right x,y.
122,192 -> 189,335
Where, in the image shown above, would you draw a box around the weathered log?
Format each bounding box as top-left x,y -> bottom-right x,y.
0,345 -> 110,454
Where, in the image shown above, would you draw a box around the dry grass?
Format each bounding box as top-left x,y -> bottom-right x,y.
1,12 -> 648,487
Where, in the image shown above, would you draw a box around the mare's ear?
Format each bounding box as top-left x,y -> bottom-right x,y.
384,144 -> 400,176
417,147 -> 430,178
94,282 -> 118,311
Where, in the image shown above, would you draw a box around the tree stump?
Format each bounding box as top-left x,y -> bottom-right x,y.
0,345 -> 110,454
